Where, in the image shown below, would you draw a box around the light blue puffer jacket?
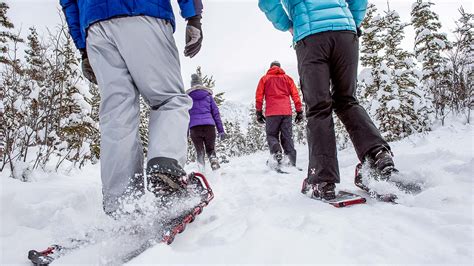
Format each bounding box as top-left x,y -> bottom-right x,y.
258,0 -> 367,42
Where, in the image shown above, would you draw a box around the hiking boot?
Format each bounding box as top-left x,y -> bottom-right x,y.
301,178 -> 336,200
371,148 -> 395,176
147,157 -> 187,196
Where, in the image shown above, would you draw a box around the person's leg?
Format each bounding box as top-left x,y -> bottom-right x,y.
203,126 -> 217,159
296,33 -> 339,184
265,116 -> 283,155
190,126 -> 205,166
330,32 -> 390,161
87,23 -> 144,215
280,116 -> 297,166
102,16 -> 192,173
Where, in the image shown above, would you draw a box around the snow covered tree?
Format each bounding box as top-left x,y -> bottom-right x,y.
0,2 -> 24,167
215,120 -> 246,163
374,9 -> 428,141
448,7 -> 473,123
358,4 -> 387,115
245,104 -> 267,154
293,85 -> 306,145
411,0 -> 451,124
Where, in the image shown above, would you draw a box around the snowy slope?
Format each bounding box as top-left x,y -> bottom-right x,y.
1,121 -> 473,264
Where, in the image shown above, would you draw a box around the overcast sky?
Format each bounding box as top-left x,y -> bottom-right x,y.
6,0 -> 473,103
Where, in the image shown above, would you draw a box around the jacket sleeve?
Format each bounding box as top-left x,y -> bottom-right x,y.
60,0 -> 85,49
345,0 -> 368,27
258,0 -> 293,31
210,97 -> 224,133
287,76 -> 302,113
255,77 -> 265,112
178,0 -> 203,19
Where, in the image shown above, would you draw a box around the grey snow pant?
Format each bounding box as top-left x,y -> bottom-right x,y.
86,16 -> 192,214
295,31 -> 390,185
266,115 -> 297,166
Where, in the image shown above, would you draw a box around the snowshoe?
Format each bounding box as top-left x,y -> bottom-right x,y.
354,161 -> 422,203
27,172 -> 214,265
301,178 -> 366,207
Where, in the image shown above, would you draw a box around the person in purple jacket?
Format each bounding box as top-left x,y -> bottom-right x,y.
187,74 -> 225,171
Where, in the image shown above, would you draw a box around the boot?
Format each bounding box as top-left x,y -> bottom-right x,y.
209,155 -> 220,171
147,157 -> 187,196
301,178 -> 336,200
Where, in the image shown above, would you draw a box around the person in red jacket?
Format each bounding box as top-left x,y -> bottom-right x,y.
255,61 -> 303,167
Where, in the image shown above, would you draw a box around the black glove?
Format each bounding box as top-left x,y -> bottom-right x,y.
256,111 -> 266,124
184,15 -> 203,58
356,27 -> 362,38
295,111 -> 304,124
80,49 -> 97,85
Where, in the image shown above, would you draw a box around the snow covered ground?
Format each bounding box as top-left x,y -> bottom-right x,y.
1,121 -> 473,265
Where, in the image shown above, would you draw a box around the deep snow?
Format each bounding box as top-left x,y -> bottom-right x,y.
1,121 -> 473,265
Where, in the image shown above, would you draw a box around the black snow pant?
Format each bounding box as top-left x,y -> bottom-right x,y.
295,31 -> 390,184
265,115 -> 297,166
190,125 -> 217,166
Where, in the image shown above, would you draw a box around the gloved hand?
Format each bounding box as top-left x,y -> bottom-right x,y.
356,27 -> 362,38
79,49 -> 97,85
256,111 -> 266,124
218,132 -> 226,141
295,111 -> 304,124
184,15 -> 203,58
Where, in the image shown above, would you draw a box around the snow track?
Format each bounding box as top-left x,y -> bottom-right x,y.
1,123 -> 473,264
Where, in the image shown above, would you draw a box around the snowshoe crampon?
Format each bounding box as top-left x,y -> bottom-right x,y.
27,172 -> 214,265
161,172 -> 214,245
301,178 -> 366,208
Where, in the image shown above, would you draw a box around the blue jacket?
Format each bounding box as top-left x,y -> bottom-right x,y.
258,0 -> 367,42
60,0 -> 203,49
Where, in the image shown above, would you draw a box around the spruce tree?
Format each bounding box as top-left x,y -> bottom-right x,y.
245,104 -> 267,154
358,4 -> 386,115
411,0 -> 451,123
449,7 -> 473,123
376,10 -> 427,140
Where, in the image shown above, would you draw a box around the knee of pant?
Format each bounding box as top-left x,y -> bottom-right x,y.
307,100 -> 332,118
149,94 -> 192,111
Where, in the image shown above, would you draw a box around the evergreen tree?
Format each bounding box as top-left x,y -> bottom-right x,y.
411,0 -> 451,123
195,66 -> 225,106
449,7 -> 473,123
0,2 -> 23,166
358,4 -> 387,115
376,10 -> 427,141
245,104 -> 267,154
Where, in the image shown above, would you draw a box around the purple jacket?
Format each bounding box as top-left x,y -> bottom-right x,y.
187,86 -> 224,133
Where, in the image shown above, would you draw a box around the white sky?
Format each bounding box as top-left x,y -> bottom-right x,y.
6,0 -> 473,103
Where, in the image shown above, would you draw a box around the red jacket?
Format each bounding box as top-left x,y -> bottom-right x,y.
256,66 -> 303,116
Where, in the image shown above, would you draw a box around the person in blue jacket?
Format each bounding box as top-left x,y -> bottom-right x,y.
60,0 -> 204,216
259,0 -> 395,200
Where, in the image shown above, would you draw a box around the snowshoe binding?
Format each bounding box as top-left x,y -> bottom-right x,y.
301,178 -> 366,207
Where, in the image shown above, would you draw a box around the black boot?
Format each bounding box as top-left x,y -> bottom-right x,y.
367,147 -> 395,177
301,178 -> 336,200
147,157 -> 187,195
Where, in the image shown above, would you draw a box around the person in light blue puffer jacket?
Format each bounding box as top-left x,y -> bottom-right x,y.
259,0 -> 367,42
259,0 -> 395,201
